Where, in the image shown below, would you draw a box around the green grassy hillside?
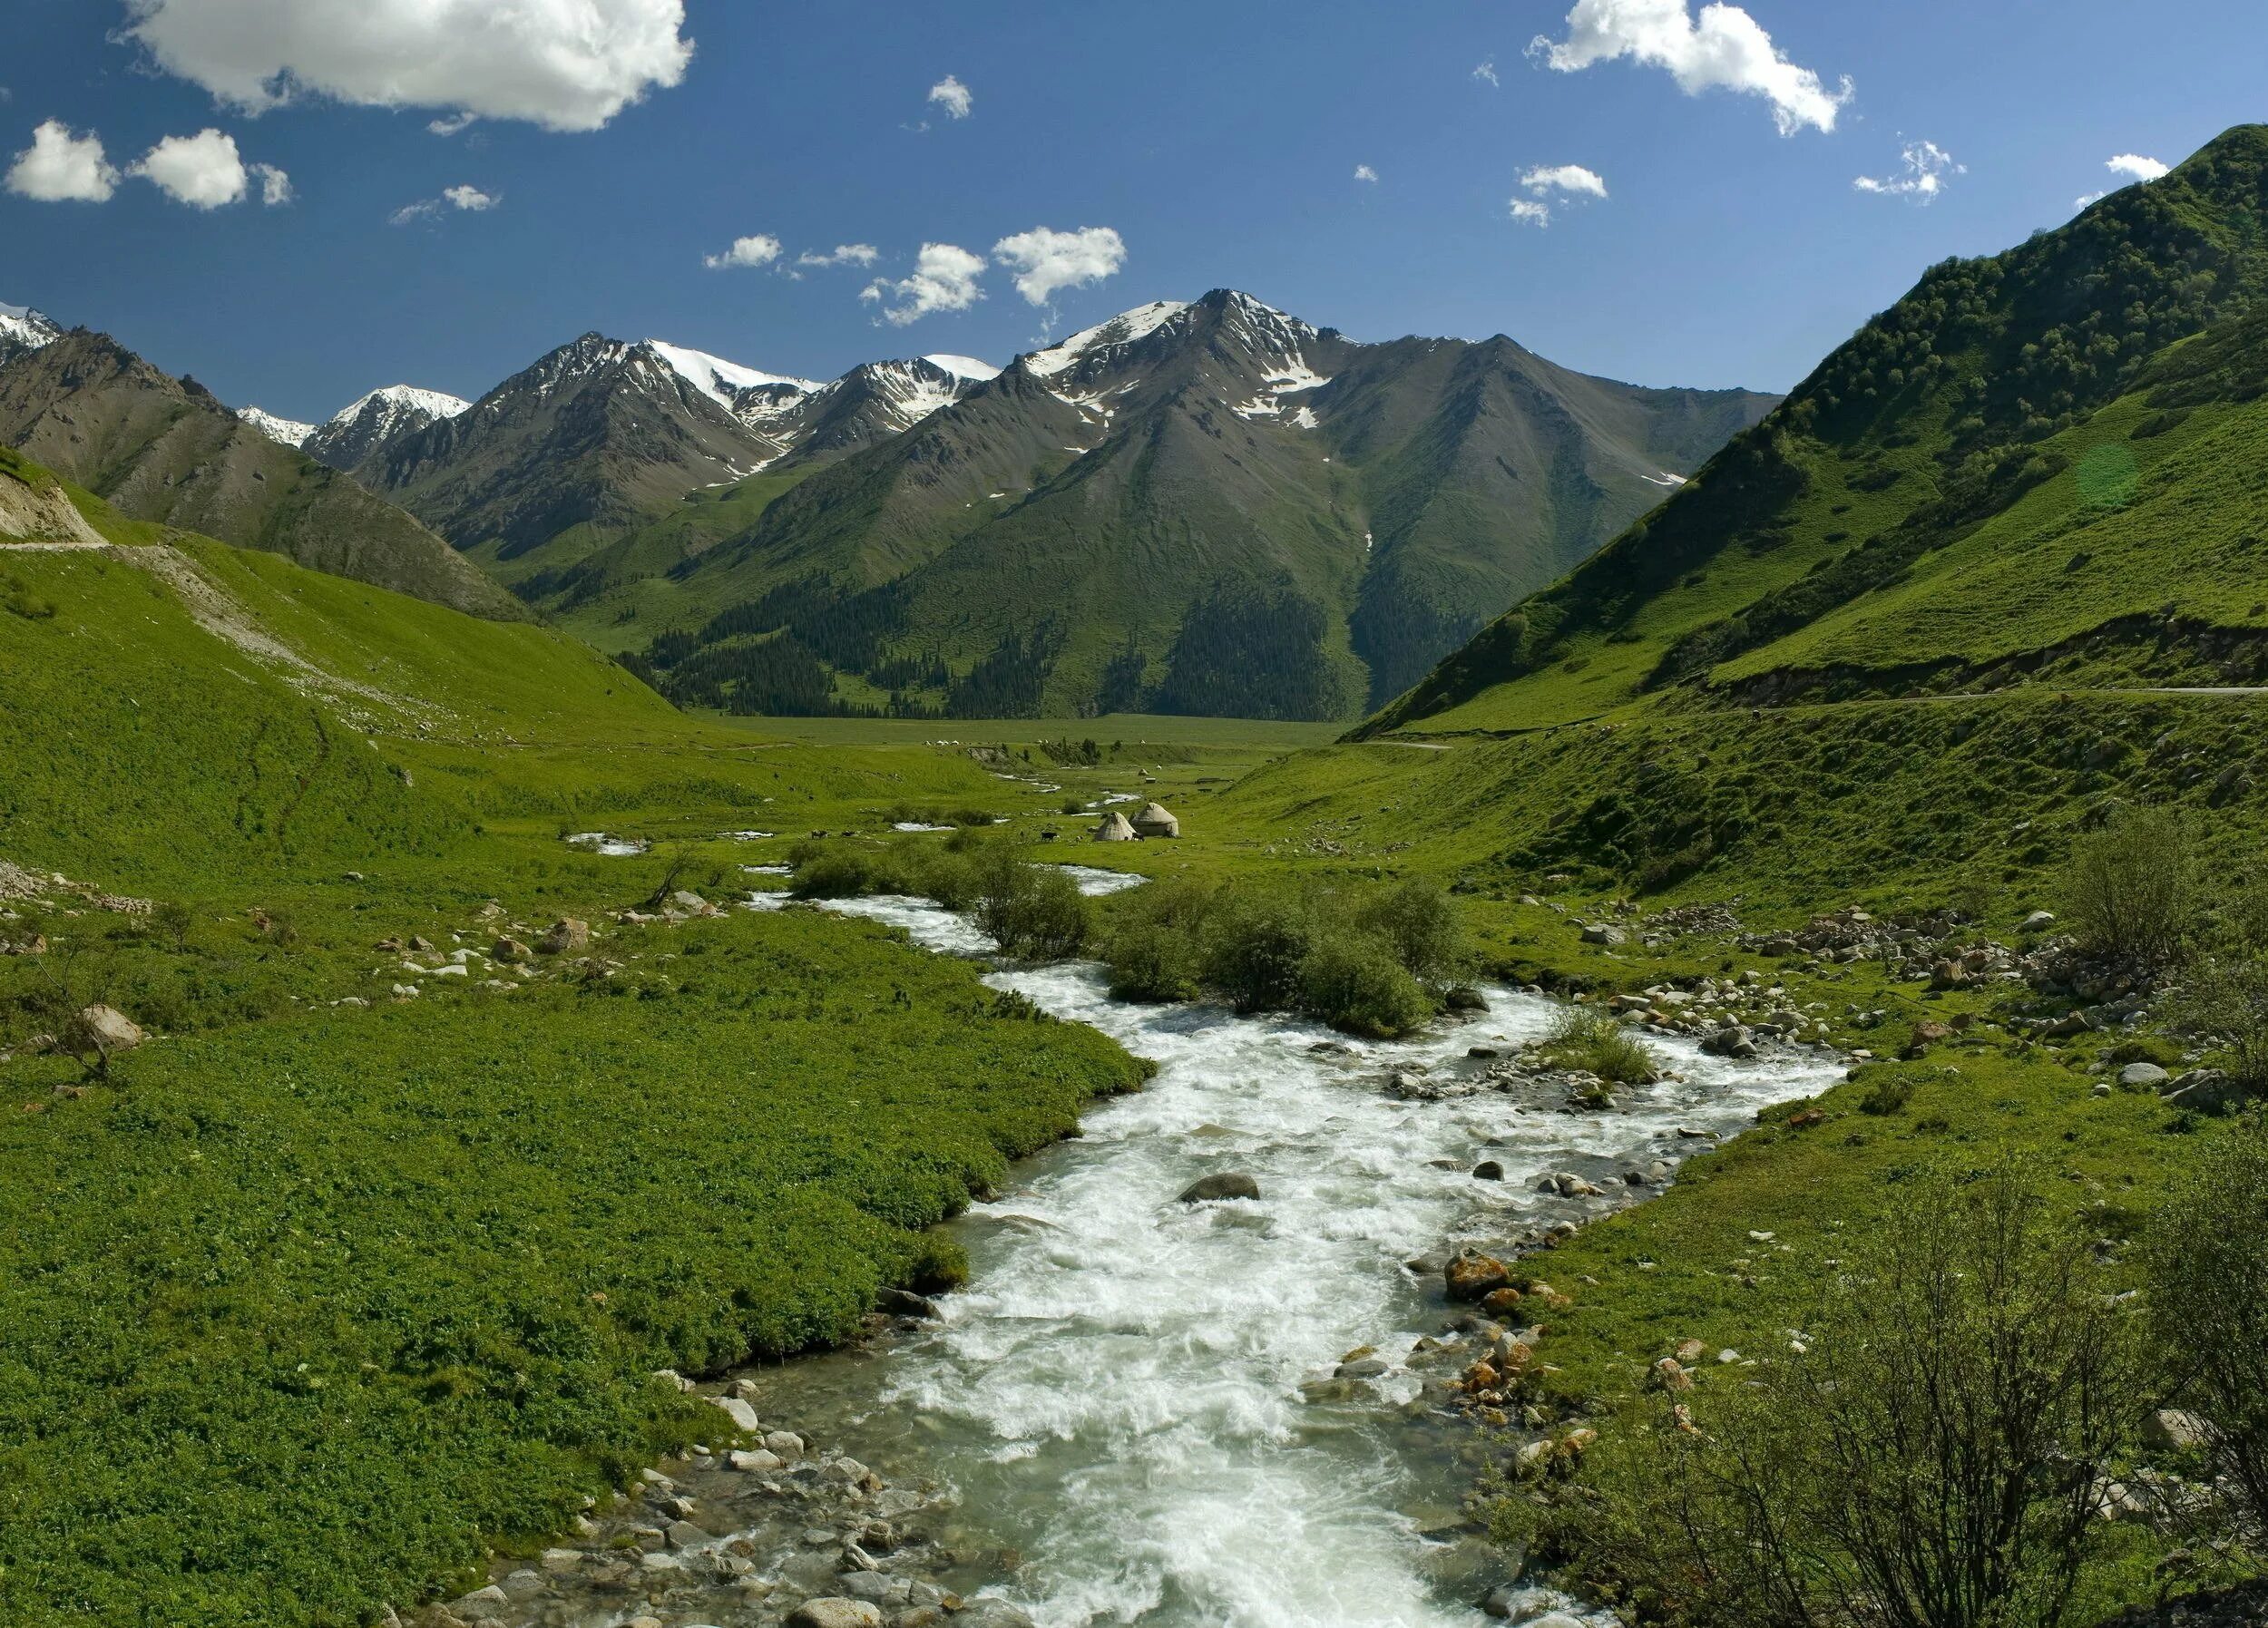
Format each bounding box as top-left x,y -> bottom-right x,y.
1368,124 -> 2268,741
0,333 -> 523,621
0,469 -> 1147,1626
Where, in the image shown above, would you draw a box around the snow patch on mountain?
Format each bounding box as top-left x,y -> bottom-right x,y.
237,405 -> 318,447
1022,301 -> 1190,378
922,354 -> 1001,383
643,341 -> 822,409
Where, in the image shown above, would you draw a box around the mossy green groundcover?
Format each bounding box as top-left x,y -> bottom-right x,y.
0,910 -> 1142,1628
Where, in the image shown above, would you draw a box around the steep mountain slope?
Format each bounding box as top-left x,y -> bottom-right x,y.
1200,124 -> 2268,911
1366,122 -> 2268,742
0,331 -> 523,620
631,290 -> 1777,717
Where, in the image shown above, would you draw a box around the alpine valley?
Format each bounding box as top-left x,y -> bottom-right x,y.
9,60 -> 2268,1628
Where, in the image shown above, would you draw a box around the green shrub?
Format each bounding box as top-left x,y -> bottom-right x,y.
1102,880 -> 1217,1003
2145,1119 -> 2268,1531
973,852 -> 1090,961
2170,956 -> 2268,1092
2061,806 -> 2195,966
1203,892 -> 1316,1013
1859,1069 -> 1919,1115
1354,877 -> 1472,989
1295,937 -> 1433,1038
1539,1006 -> 1661,1085
788,846 -> 885,900
1527,1164 -> 2140,1628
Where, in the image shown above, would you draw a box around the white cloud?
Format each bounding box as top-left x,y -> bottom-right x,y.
120,0 -> 692,133
132,127 -> 249,209
797,243 -> 880,268
1473,59 -> 1500,86
5,119 -> 118,202
1354,163 -> 1379,183
863,242 -> 987,326
927,74 -> 973,120
251,161 -> 292,205
990,225 -> 1126,307
1530,0 -> 1852,135
1510,163 -> 1608,227
704,233 -> 782,269
391,183 -> 498,225
1853,139 -> 1962,203
427,112 -> 476,137
2107,152 -> 2169,182
1520,163 -> 1608,199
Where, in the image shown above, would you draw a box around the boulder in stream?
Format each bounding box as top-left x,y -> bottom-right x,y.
1178,1172 -> 1261,1203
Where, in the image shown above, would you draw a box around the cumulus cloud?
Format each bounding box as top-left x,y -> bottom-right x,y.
391,183 -> 498,225
120,0 -> 693,132
1520,163 -> 1608,199
1473,59 -> 1500,86
863,242 -> 987,326
1530,0 -> 1852,135
1510,163 -> 1608,227
1354,163 -> 1378,183
132,127 -> 250,208
5,119 -> 118,202
990,225 -> 1127,307
797,243 -> 880,268
1853,139 -> 1962,203
252,161 -> 292,204
927,74 -> 973,120
703,232 -> 781,269
2107,152 -> 2170,182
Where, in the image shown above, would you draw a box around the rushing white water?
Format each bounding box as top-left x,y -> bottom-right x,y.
775,893 -> 1843,1626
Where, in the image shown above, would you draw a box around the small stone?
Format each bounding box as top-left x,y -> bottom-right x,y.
452,1585 -> 511,1621
787,1602 -> 884,1628
710,1395 -> 762,1433
728,1448 -> 785,1474
666,1519 -> 706,1549
2145,1408 -> 2213,1451
2117,1062 -> 2170,1091
75,1005 -> 146,1055
1444,1251 -> 1511,1302
539,918 -> 591,955
1472,1160 -> 1505,1182
764,1429 -> 806,1459
876,1286 -> 941,1319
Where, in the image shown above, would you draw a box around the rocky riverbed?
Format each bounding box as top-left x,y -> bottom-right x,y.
413,884 -> 1843,1628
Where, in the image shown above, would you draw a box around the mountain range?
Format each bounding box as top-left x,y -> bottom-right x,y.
0,285 -> 1775,718
472,291 -> 1775,718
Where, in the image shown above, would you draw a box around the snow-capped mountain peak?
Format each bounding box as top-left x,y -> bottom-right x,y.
300,383 -> 474,470
0,300 -> 63,362
237,405 -> 318,447
1022,301 -> 1192,378
331,385 -> 471,426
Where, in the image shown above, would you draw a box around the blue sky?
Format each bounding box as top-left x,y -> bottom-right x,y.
5,1 -> 2263,422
